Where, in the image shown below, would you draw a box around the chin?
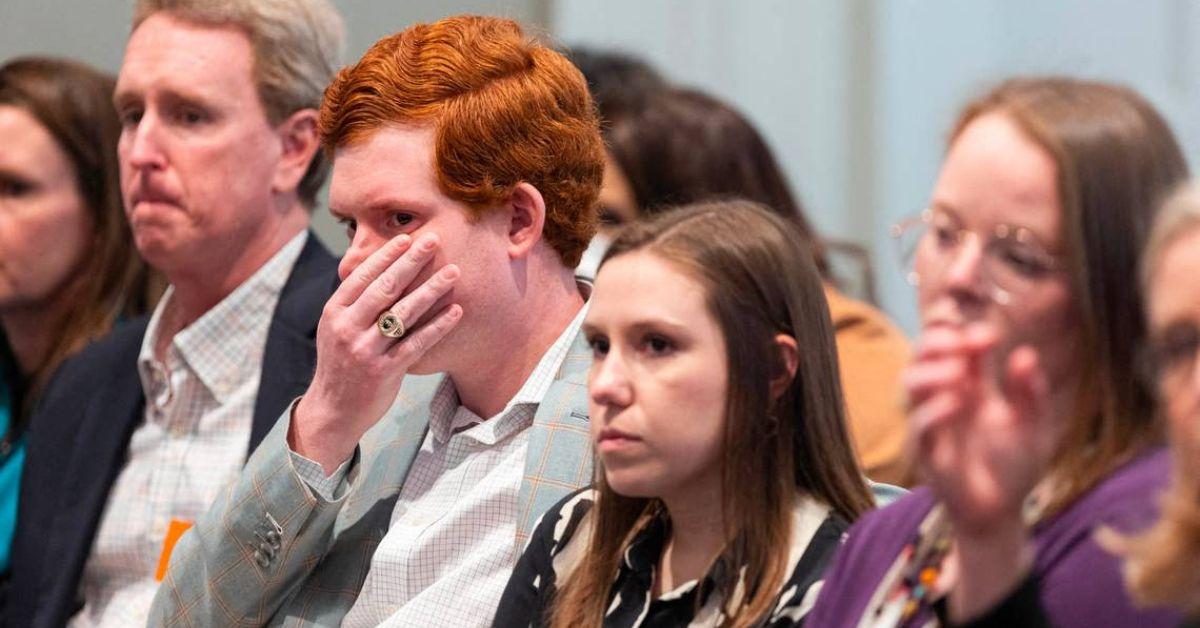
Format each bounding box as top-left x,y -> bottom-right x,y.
132,233 -> 176,268
602,468 -> 662,499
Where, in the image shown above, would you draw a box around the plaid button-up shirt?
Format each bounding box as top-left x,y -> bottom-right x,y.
292,302 -> 588,628
70,232 -> 307,628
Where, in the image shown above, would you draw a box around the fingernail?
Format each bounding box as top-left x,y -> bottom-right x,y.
421,235 -> 438,251
442,265 -> 460,280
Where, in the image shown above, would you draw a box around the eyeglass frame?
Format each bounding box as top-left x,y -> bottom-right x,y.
889,207 -> 1068,305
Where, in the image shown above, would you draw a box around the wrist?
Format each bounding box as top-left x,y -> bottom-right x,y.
289,395 -> 359,474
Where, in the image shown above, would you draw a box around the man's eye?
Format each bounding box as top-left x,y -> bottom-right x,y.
387,213 -> 414,229
119,109 -> 144,127
176,109 -> 207,125
599,208 -> 625,227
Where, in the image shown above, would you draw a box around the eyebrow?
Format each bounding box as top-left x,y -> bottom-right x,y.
582,317 -> 693,337
113,83 -> 216,111
328,197 -> 439,218
928,201 -> 965,222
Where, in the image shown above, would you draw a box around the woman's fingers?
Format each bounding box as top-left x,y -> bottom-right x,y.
904,356 -> 969,403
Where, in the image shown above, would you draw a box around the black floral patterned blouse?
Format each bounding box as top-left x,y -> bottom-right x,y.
493,488 -> 848,627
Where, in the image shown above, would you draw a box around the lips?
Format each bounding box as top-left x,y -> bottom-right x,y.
129,189 -> 179,207
127,175 -> 180,209
597,427 -> 641,453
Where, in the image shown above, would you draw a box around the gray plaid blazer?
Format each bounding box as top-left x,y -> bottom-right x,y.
148,332 -> 594,627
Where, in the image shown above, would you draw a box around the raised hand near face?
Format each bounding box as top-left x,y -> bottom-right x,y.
904,322 -> 1057,533
904,321 -> 1059,620
290,232 -> 464,473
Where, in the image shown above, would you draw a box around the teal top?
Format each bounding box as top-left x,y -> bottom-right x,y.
0,373 -> 22,572
0,333 -> 26,574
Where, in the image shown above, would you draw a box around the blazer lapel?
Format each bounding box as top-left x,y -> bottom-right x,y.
516,330 -> 593,545
41,335 -> 146,625
338,374 -> 443,528
248,234 -> 338,455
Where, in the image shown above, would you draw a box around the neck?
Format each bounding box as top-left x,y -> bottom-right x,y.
160,207 -> 306,348
656,468 -> 726,594
450,265 -> 583,419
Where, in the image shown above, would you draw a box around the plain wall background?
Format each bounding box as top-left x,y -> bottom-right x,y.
5,0 -> 1200,332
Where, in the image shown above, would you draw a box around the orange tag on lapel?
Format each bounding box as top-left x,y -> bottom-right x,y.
155,518 -> 194,581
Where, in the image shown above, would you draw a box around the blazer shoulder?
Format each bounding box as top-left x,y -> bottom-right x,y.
37,316 -> 148,408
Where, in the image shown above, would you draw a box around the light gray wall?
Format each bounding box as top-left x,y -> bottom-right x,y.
0,0 -> 548,255
553,0 -> 1200,333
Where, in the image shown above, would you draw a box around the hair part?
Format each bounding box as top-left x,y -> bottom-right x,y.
949,77 -> 1189,516
319,15 -> 605,267
0,56 -> 163,414
550,200 -> 872,628
133,0 -> 345,208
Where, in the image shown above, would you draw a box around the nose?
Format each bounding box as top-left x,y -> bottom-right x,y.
940,235 -> 990,301
589,347 -> 633,411
337,227 -> 382,281
123,111 -> 166,172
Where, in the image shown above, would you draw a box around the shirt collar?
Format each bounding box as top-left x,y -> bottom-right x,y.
426,282 -> 590,445
138,232 -> 308,407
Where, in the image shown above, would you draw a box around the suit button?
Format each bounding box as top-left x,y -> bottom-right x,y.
254,550 -> 270,568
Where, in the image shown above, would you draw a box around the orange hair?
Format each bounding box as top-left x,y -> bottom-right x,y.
320,15 -> 604,267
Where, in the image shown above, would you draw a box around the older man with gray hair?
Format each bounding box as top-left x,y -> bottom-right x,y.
8,1 -> 344,626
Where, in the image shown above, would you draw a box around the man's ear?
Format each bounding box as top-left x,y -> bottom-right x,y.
769,333 -> 800,400
507,182 -> 547,260
272,108 -> 321,196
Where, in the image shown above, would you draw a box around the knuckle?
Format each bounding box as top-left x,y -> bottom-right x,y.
373,272 -> 400,298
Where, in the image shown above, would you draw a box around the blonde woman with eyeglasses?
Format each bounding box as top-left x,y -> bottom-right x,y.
1096,183 -> 1200,626
806,77 -> 1189,627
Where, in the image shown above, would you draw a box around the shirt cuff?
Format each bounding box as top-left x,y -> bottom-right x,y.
288,449 -> 353,502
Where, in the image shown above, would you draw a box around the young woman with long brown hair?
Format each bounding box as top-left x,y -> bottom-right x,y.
493,200 -> 874,627
0,57 -> 161,579
806,76 -> 1189,627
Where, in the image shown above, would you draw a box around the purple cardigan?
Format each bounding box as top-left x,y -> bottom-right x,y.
806,448 -> 1181,627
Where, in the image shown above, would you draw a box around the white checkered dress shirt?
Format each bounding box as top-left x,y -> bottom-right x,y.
69,232 -> 307,628
291,303 -> 587,627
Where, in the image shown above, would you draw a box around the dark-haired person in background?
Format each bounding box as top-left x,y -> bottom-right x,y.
494,200 -> 874,627
0,55 -> 163,610
574,72 -> 912,485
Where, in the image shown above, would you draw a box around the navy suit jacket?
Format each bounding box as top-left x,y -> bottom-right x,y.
8,234 -> 337,628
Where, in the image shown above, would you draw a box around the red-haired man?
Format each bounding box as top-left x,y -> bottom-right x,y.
151,15 -> 604,626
